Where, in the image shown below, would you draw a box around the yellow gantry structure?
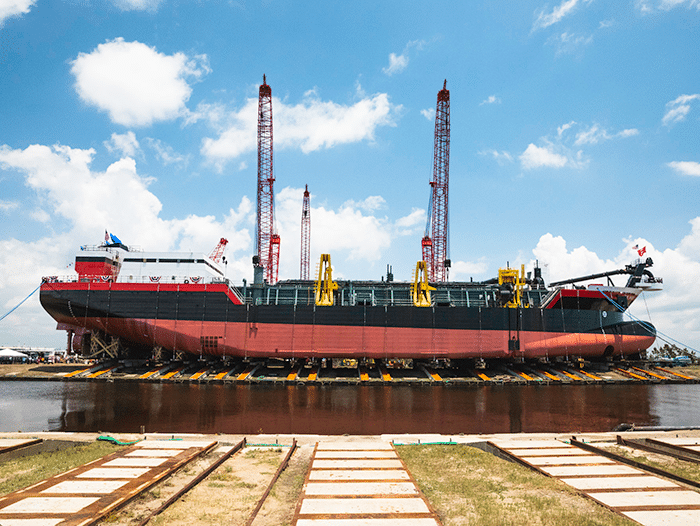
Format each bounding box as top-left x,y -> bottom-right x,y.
314,253 -> 338,306
412,260 -> 436,307
498,263 -> 527,308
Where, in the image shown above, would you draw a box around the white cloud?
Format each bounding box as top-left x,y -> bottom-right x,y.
382,52 -> 408,75
599,19 -> 615,28
574,124 -> 639,145
0,0 -> 35,26
547,31 -> 594,56
201,88 -> 402,170
479,149 -> 514,165
557,121 -> 576,137
450,258 -> 489,279
519,143 -> 569,170
146,138 -> 189,167
420,108 -> 434,121
0,200 -> 19,212
104,131 -> 140,157
659,0 -> 700,10
668,161 -> 700,177
663,94 -> 700,127
480,95 -> 501,106
394,208 -> 426,236
382,39 -> 427,76
0,141 -> 257,346
71,38 -> 211,127
532,0 -> 591,31
110,0 -> 162,11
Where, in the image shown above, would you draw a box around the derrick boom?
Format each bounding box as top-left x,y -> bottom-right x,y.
256,74 -> 280,283
424,80 -> 450,282
300,184 -> 311,280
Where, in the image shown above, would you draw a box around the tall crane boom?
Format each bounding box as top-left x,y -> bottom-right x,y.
300,185 -> 311,280
256,74 -> 280,284
421,79 -> 451,282
209,238 -> 228,263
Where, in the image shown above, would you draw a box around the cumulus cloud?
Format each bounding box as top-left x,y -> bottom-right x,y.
531,229 -> 700,353
110,0 -> 162,11
532,0 -> 591,31
382,53 -> 409,76
381,39 -> 427,76
480,95 -> 501,106
420,108 -> 434,121
662,94 -> 700,127
104,131 -> 140,157
668,161 -> 700,177
0,200 -> 19,212
201,86 -> 401,170
0,0 -> 35,25
519,143 -> 569,170
71,38 -> 211,127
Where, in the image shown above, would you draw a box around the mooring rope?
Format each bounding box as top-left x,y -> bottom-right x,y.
598,289 -> 699,355
0,284 -> 41,323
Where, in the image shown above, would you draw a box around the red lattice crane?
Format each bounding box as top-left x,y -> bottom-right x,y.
300,185 -> 311,280
421,79 -> 451,282
209,237 -> 228,263
256,74 -> 280,284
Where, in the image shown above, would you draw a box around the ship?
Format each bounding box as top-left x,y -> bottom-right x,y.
39,239 -> 662,363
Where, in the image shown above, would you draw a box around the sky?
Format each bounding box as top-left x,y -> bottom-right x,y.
0,0 -> 698,352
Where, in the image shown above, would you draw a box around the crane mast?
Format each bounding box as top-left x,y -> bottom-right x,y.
300,184 -> 311,280
256,74 -> 280,284
421,79 -> 450,282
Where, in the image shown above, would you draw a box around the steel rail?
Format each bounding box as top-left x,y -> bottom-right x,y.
617,435 -> 700,464
243,438 -> 298,526
570,437 -> 700,490
137,438 -> 246,526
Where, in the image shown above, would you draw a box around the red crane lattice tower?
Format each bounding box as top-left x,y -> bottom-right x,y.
421,79 -> 450,282
300,185 -> 311,280
209,238 -> 228,263
256,74 -> 280,284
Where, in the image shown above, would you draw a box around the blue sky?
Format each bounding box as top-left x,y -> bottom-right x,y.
1,0 -> 699,351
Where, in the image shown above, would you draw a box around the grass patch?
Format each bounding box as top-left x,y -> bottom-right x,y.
605,444 -> 700,481
0,440 -> 121,495
396,444 -> 636,526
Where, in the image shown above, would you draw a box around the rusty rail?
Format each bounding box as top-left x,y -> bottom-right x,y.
138,438 -> 246,526
244,438 -> 298,526
617,435 -> 700,464
570,437 -> 700,490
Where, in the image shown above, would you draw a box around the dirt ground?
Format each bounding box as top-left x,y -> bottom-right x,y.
103,443 -> 313,526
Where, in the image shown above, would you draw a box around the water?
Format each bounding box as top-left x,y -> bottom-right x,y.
2,381 -> 700,435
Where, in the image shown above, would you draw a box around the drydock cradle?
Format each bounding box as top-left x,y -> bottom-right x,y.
6,360 -> 699,386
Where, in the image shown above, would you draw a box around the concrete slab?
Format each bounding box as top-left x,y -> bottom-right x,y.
314,450 -> 398,459
135,440 -> 211,449
308,470 -> 411,481
589,490 -> 700,508
304,482 -> 418,495
0,520 -> 64,526
41,480 -> 130,494
316,442 -> 393,450
312,459 -> 404,469
76,467 -> 152,479
525,455 -> 615,466
125,449 -> 182,457
296,520 -> 440,526
490,439 -> 566,449
623,509 -> 700,526
1,496 -> 100,514
539,464 -> 644,477
560,476 -> 679,491
102,457 -> 168,467
508,448 -> 594,457
299,497 -> 430,515
0,439 -> 35,448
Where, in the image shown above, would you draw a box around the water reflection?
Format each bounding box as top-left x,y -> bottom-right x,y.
2,381 -> 697,435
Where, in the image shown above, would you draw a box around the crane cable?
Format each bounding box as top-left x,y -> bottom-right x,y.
0,284 -> 41,323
